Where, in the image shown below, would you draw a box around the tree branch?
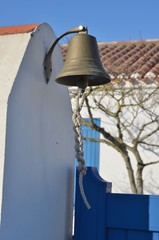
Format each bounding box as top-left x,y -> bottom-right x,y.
144,160 -> 159,167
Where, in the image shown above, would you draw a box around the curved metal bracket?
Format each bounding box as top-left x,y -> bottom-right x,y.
43,26 -> 88,84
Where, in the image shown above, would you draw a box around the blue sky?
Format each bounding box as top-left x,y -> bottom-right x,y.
1,0 -> 159,43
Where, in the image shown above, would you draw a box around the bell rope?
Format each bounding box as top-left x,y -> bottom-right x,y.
72,88 -> 91,209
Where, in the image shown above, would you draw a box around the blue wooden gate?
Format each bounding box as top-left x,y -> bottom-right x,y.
74,167 -> 159,240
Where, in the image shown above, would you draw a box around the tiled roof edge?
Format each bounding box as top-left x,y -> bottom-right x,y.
0,23 -> 41,36
98,39 -> 159,45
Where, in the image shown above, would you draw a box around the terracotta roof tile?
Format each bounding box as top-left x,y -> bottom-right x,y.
61,39 -> 159,84
0,23 -> 40,36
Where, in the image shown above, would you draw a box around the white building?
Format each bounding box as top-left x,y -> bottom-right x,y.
63,39 -> 159,194
0,23 -> 75,240
1,22 -> 159,239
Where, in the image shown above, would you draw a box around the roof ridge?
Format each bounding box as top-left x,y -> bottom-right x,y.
98,39 -> 159,45
0,23 -> 41,36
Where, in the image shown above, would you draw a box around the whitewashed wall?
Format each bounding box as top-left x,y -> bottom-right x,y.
0,23 -> 74,240
0,32 -> 31,218
79,89 -> 159,194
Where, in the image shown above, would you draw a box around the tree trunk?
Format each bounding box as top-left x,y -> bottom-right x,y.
121,150 -> 137,194
132,148 -> 144,194
136,164 -> 144,194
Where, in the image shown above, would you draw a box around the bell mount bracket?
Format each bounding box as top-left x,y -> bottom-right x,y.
43,26 -> 88,84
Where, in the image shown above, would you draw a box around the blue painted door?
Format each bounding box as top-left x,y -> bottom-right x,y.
74,118 -> 100,206
82,118 -> 100,169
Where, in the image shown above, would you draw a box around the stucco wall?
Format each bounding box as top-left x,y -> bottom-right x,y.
80,93 -> 159,194
0,33 -> 31,217
0,23 -> 74,240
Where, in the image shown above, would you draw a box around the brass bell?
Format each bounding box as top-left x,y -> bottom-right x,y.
56,33 -> 111,89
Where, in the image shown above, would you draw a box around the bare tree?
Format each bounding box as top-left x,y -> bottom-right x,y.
71,80 -> 159,194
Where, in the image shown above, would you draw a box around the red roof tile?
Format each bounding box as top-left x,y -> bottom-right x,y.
0,23 -> 40,36
61,39 -> 159,84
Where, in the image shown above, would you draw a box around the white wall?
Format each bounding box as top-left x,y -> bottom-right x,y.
0,33 -> 31,218
0,23 -> 74,240
79,90 -> 159,194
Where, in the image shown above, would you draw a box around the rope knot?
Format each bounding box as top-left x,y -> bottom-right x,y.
78,164 -> 87,176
